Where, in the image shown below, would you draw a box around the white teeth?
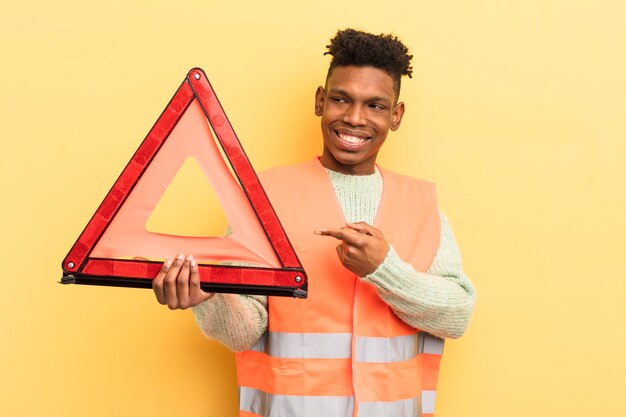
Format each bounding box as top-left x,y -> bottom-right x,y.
338,132 -> 368,144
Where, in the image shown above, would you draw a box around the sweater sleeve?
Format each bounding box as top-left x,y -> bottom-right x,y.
190,223 -> 269,352
191,294 -> 268,352
361,211 -> 476,339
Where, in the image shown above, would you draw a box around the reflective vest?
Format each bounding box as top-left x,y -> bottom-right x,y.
236,158 -> 443,417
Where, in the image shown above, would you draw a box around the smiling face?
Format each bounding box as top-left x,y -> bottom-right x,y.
315,65 -> 405,175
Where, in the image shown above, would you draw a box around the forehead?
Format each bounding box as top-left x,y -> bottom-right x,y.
326,66 -> 396,101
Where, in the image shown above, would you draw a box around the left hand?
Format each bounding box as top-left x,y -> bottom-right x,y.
314,222 -> 389,276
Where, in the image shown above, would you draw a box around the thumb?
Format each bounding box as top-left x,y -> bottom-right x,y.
336,243 -> 344,260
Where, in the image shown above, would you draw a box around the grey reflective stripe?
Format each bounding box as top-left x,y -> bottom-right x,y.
250,331 -> 352,359
356,334 -> 418,363
422,390 -> 437,414
357,391 -> 436,417
358,398 -> 418,417
240,387 -> 354,417
250,331 -> 442,361
419,333 -> 445,355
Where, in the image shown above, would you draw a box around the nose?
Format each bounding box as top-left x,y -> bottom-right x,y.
342,104 -> 366,127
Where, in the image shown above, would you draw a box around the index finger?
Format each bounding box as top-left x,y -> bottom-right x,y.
314,227 -> 345,240
152,258 -> 172,305
314,227 -> 362,245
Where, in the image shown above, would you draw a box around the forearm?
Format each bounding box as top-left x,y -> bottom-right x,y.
191,294 -> 268,352
362,212 -> 476,339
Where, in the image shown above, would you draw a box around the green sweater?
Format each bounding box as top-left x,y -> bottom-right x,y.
192,168 -> 476,351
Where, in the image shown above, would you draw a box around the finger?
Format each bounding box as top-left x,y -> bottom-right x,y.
152,258 -> 172,305
336,243 -> 344,260
345,222 -> 377,236
315,227 -> 363,247
189,259 -> 214,302
164,253 -> 184,309
189,258 -> 201,292
314,227 -> 344,240
176,255 -> 192,309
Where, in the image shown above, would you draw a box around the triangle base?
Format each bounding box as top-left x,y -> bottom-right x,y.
60,272 -> 307,298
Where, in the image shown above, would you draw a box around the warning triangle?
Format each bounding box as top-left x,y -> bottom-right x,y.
61,68 -> 307,298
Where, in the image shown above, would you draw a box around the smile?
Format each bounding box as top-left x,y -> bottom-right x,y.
335,131 -> 370,145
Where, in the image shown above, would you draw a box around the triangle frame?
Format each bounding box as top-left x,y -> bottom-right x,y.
61,68 -> 307,298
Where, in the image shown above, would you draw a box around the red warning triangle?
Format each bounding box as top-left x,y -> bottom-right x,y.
61,68 -> 307,298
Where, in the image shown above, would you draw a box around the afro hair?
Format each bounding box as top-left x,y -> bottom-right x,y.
325,28 -> 413,94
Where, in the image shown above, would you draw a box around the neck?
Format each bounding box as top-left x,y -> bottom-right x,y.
319,154 -> 377,176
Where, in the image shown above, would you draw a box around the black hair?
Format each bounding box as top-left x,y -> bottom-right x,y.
324,28 -> 413,95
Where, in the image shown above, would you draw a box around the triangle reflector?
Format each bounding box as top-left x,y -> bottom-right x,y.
61,68 -> 307,298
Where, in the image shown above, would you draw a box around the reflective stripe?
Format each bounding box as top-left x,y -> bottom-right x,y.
251,331 -> 352,359
240,387 -> 354,417
356,334 -> 418,363
357,391 -> 436,417
422,390 -> 437,414
358,398 -> 418,417
251,331 -> 443,362
241,389 -> 437,417
420,333 -> 445,355
355,332 -> 446,363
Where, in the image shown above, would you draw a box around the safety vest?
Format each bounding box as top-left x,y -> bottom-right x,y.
236,158 -> 443,417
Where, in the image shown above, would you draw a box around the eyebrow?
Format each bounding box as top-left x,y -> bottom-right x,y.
328,88 -> 392,105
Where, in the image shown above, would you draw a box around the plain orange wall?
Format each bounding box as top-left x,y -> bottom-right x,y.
2,1 -> 626,416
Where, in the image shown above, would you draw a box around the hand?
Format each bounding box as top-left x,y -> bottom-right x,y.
152,254 -> 214,309
314,222 -> 389,276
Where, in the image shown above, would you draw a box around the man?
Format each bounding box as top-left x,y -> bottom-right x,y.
153,28 -> 476,417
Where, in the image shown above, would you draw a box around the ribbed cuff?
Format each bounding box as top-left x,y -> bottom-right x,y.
190,293 -> 224,323
362,244 -> 415,292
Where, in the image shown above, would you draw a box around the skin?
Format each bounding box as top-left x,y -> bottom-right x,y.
154,65 -> 405,308
316,65 -> 405,175
314,221 -> 390,277
153,254 -> 213,309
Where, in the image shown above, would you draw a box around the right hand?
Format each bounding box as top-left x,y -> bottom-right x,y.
152,254 -> 214,309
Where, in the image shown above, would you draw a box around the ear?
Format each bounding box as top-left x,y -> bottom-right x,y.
314,86 -> 325,117
390,101 -> 405,131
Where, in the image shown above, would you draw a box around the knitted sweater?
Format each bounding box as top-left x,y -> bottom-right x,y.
192,168 -> 476,351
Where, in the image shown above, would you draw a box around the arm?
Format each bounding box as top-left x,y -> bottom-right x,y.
152,253 -> 268,352
315,211 -> 476,339
362,211 -> 476,339
190,239 -> 269,351
191,294 -> 268,352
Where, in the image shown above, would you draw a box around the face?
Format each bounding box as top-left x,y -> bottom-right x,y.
315,65 -> 405,175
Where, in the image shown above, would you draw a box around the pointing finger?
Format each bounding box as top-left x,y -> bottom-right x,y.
314,228 -> 343,239
314,227 -> 362,245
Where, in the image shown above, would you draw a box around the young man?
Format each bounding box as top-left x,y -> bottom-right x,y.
153,29 -> 476,417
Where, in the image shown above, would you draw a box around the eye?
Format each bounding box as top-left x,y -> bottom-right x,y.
330,96 -> 348,104
368,103 -> 386,110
